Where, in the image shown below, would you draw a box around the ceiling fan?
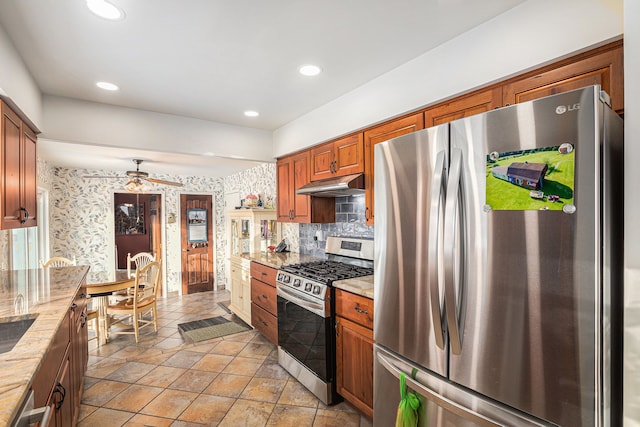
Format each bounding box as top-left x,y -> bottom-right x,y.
84,159 -> 183,191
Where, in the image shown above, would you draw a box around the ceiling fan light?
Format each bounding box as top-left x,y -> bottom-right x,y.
125,179 -> 145,193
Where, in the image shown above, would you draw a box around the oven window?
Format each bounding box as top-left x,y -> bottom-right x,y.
277,295 -> 334,382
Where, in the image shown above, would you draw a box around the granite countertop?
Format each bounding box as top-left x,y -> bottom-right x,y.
0,265 -> 89,426
246,252 -> 375,299
333,275 -> 374,299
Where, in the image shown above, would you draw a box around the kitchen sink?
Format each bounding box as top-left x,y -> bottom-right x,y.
0,316 -> 37,355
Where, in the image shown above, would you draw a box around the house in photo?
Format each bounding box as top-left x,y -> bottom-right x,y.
502,162 -> 548,189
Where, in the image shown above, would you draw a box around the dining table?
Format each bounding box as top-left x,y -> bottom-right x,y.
83,270 -> 134,345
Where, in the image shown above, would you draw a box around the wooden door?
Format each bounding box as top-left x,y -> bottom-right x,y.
181,194 -> 214,294
114,193 -> 153,270
363,113 -> 424,225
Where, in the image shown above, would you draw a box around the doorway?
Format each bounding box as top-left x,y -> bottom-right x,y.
114,193 -> 162,273
180,194 -> 214,294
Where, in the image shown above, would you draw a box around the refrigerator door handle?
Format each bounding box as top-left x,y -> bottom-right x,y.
427,150 -> 446,349
444,147 -> 464,354
377,351 -> 503,427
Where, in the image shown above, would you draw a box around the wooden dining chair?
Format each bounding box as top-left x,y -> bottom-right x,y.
86,307 -> 100,345
42,256 -> 77,268
127,252 -> 155,279
107,260 -> 161,343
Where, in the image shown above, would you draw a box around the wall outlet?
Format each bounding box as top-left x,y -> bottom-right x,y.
315,230 -> 324,241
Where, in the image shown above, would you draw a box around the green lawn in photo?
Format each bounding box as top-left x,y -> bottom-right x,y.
486,148 -> 575,211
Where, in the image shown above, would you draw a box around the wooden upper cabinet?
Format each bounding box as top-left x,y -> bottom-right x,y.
276,151 -> 334,223
424,87 -> 502,127
503,40 -> 623,114
1,100 -> 37,230
276,157 -> 293,222
363,113 -> 424,225
310,133 -> 364,181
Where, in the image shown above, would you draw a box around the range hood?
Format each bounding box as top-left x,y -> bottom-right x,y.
296,173 -> 365,197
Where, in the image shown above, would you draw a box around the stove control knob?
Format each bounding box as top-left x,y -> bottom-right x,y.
312,285 -> 321,295
305,283 -> 313,292
293,278 -> 301,287
276,273 -> 283,281
283,275 -> 290,283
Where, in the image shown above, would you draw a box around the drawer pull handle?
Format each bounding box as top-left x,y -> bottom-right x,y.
261,320 -> 268,327
53,383 -> 66,410
354,304 -> 369,315
262,294 -> 268,299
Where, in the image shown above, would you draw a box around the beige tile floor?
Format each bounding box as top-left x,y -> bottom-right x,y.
79,289 -> 373,427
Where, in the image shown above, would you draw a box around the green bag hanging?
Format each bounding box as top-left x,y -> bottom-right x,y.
395,372 -> 420,427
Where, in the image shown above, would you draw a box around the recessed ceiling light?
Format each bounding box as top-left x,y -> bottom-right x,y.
299,65 -> 322,77
96,81 -> 119,91
244,110 -> 259,117
86,0 -> 125,21
203,152 -> 216,156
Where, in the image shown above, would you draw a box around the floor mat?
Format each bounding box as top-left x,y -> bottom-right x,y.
177,316 -> 249,342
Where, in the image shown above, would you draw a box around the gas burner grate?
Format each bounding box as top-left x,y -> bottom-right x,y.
282,260 -> 373,284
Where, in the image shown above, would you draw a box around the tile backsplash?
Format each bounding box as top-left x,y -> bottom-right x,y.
299,194 -> 374,258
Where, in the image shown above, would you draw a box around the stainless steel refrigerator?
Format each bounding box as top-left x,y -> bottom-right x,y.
373,85 -> 623,426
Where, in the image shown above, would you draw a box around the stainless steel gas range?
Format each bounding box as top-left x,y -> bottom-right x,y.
275,236 -> 374,405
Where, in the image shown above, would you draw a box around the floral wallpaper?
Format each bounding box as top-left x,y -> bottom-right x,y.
0,159 -> 301,279
46,166 -> 224,293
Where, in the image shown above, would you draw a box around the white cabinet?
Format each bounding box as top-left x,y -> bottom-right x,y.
227,209 -> 279,324
229,258 -> 251,324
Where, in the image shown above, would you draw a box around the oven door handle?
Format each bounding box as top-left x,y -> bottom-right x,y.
277,285 -> 329,318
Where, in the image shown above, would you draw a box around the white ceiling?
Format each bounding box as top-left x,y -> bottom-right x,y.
0,0 -> 524,177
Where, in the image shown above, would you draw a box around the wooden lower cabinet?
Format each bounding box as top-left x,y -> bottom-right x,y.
335,289 -> 374,418
50,347 -> 74,427
336,316 -> 374,419
32,290 -> 88,427
250,262 -> 278,345
70,287 -> 88,424
251,302 -> 278,345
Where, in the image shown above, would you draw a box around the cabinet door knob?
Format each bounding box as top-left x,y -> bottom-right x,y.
19,207 -> 29,224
